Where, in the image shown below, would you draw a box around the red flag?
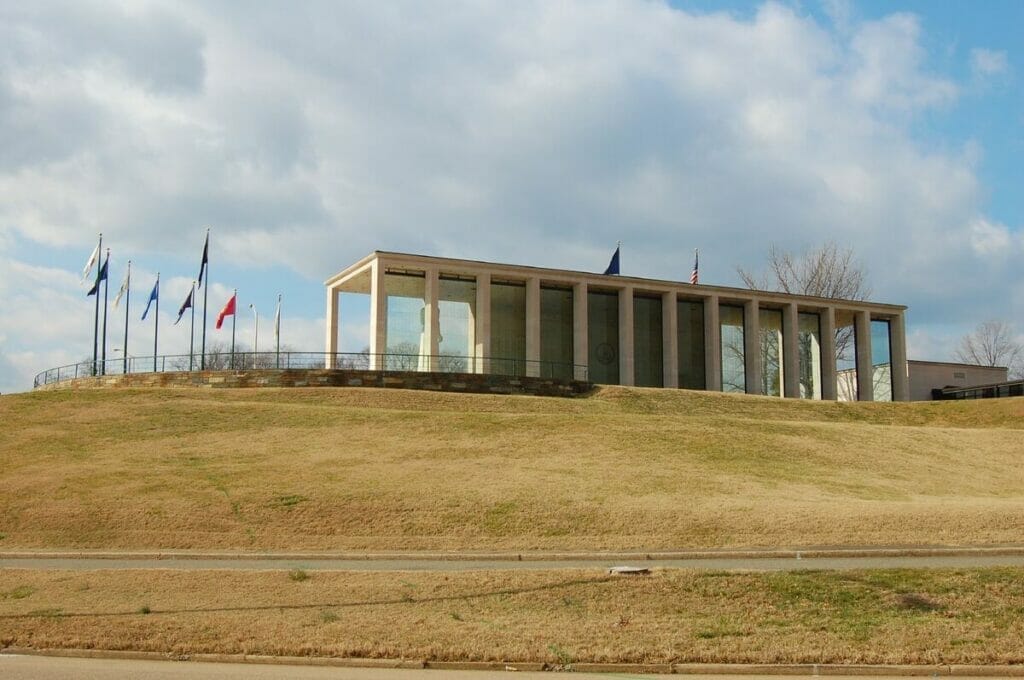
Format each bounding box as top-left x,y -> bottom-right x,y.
215,293 -> 236,330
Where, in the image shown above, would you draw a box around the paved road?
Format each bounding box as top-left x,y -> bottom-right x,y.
3,554 -> 1024,572
0,655 -> 999,680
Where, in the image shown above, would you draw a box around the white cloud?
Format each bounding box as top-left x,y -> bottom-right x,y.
846,13 -> 958,111
968,217 -> 1016,256
970,48 -> 1009,79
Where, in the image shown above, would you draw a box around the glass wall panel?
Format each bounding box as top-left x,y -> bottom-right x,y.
835,310 -> 857,401
384,271 -> 426,371
720,304 -> 745,393
337,292 -> 371,369
798,312 -> 822,399
540,286 -> 574,380
677,299 -> 705,389
491,281 -> 526,376
759,309 -> 783,397
871,319 -> 893,402
587,290 -> 619,384
438,277 -> 476,373
634,295 -> 663,387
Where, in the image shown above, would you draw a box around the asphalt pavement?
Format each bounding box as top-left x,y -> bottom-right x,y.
2,654 -> 1014,680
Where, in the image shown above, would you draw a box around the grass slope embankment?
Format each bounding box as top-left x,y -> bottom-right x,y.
3,567 -> 1024,665
1,386 -> 1022,551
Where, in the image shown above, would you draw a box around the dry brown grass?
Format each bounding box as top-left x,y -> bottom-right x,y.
1,387 -> 1023,551
2,567 -> 1024,664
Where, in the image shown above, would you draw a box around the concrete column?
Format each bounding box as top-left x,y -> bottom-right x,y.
744,299 -> 761,395
855,309 -> 873,401
890,313 -> 910,402
423,268 -> 439,372
782,303 -> 800,398
475,272 -> 491,374
525,277 -> 541,377
325,286 -> 339,369
820,307 -> 837,400
704,295 -> 721,391
573,282 -> 588,381
369,260 -> 387,370
662,291 -> 678,388
618,285 -> 634,386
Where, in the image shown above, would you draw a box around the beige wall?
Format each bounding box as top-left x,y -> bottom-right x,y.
908,361 -> 1008,401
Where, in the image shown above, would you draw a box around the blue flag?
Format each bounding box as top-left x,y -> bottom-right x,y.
602,245 -> 620,276
141,277 -> 159,320
175,285 -> 194,325
86,256 -> 108,296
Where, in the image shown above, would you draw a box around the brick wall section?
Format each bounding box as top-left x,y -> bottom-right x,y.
37,369 -> 594,398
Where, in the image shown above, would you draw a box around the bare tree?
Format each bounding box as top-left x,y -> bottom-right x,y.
738,241 -> 872,397
737,241 -> 871,301
954,320 -> 1023,378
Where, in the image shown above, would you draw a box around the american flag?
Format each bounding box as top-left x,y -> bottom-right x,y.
689,249 -> 699,284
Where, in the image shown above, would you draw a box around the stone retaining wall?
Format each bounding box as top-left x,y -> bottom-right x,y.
36,368 -> 593,398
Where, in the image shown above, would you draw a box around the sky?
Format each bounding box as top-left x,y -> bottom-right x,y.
1,0 -> 1022,393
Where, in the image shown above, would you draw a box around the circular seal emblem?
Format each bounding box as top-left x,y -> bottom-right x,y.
595,342 -> 616,365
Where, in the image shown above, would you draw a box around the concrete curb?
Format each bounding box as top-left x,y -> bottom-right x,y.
3,545 -> 1024,562
4,649 -> 1024,676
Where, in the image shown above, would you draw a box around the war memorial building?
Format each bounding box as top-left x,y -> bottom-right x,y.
325,251 -> 910,402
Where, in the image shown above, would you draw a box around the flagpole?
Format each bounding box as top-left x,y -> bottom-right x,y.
230,288 -> 237,370
153,273 -> 160,373
201,228 -> 209,370
101,249 -> 110,375
276,293 -> 281,369
123,261 -> 131,375
189,281 -> 196,371
92,233 -> 102,375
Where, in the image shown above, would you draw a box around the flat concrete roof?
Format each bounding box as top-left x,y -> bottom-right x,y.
326,250 -> 908,313
909,359 -> 1009,370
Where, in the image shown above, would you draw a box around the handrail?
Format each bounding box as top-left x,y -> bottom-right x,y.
33,352 -> 589,388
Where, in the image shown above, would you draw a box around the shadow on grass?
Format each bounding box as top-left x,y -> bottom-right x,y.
0,575 -> 616,620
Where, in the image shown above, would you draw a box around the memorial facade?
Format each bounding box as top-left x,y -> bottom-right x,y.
325,251 -> 910,401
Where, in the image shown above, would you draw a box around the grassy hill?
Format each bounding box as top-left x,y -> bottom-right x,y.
2,386 -> 1023,551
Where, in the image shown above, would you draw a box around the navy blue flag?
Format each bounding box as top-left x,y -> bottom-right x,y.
197,232 -> 209,287
602,245 -> 620,276
141,277 -> 159,320
175,285 -> 194,325
86,256 -> 108,296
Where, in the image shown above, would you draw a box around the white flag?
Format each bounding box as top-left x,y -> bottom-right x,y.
113,267 -> 130,309
81,243 -> 100,284
274,295 -> 281,346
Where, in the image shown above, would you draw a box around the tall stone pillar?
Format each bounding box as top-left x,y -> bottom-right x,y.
744,299 -> 761,395
782,303 -> 800,398
525,277 -> 541,377
325,285 -> 339,369
573,282 -> 588,381
704,295 -> 722,391
855,309 -> 873,401
369,260 -> 387,370
475,272 -> 491,374
820,307 -> 837,400
890,313 -> 910,402
662,291 -> 679,388
619,285 -> 634,386
423,268 -> 440,372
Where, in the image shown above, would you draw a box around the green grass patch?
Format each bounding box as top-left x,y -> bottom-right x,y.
2,585 -> 35,600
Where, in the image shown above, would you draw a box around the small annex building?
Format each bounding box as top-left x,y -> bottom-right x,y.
325,251 -> 910,401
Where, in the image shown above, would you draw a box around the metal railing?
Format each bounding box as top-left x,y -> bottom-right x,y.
933,379 -> 1024,400
33,352 -> 588,388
